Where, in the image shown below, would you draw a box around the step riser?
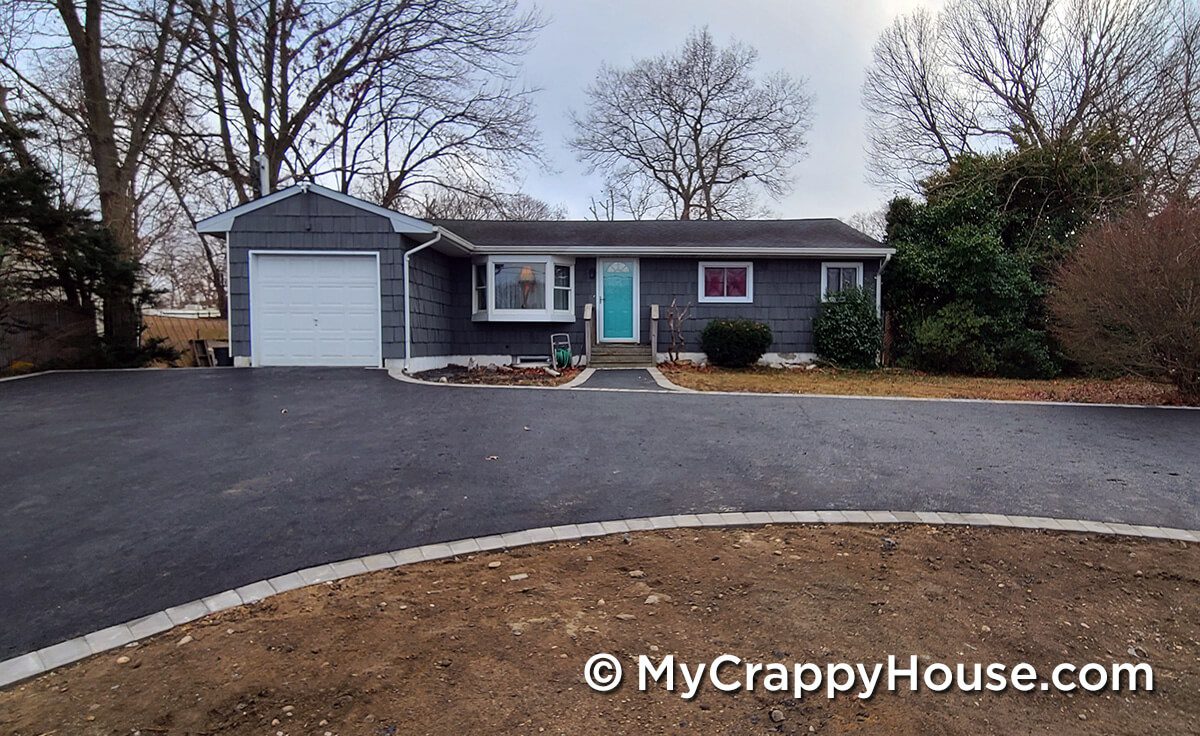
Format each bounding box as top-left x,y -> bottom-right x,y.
590,359 -> 655,367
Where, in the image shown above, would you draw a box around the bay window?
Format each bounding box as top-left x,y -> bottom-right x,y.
472,255 -> 575,322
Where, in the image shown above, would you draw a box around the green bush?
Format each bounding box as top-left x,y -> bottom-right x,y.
812,286 -> 881,368
885,191 -> 1059,378
700,319 -> 772,367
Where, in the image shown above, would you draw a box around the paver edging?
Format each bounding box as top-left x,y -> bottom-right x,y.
2,510 -> 1197,689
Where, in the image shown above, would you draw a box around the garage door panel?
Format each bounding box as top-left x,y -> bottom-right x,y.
250,253 -> 381,367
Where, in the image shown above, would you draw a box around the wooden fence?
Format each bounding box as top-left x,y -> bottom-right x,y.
0,301 -> 97,369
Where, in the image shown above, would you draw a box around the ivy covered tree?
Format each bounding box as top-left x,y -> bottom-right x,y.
883,135 -> 1142,377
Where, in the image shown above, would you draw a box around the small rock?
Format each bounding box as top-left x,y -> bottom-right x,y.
282,705 -> 294,713
115,656 -> 130,664
436,659 -> 451,668
645,594 -> 672,605
628,570 -> 646,578
271,718 -> 280,726
615,613 -> 636,621
487,561 -> 502,569
508,573 -> 529,582
980,625 -> 991,634
1079,713 -> 1087,721
177,635 -> 193,646
770,709 -> 785,723
1128,645 -> 1147,658
881,537 -> 898,551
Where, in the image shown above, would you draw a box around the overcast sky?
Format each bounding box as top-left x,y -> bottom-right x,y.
514,0 -> 941,220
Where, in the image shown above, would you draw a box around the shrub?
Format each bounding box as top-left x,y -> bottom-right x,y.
1049,204 -> 1200,399
885,192 -> 1059,378
812,286 -> 880,368
699,319 -> 772,368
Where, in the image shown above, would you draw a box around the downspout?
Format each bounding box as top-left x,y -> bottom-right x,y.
875,253 -> 892,317
403,228 -> 443,373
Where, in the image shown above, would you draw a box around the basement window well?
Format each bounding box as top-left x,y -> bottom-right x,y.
472,256 -> 576,322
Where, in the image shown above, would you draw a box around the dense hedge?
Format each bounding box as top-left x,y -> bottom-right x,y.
700,319 -> 773,367
812,286 -> 881,368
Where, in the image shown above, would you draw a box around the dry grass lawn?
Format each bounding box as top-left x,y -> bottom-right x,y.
2,526 -> 1197,735
662,365 -> 1191,406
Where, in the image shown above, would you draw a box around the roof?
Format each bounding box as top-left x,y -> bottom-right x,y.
431,218 -> 890,257
196,183 -> 435,235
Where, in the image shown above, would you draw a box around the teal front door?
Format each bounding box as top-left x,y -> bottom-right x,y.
599,258 -> 637,341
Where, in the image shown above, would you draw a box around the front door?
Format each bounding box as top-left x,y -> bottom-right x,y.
598,258 -> 638,342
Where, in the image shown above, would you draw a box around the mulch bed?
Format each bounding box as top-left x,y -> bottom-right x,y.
414,364 -> 580,387
2,526 -> 1196,734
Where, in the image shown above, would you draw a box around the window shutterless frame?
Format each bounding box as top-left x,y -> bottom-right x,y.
820,261 -> 864,300
471,255 -> 575,322
697,261 -> 754,304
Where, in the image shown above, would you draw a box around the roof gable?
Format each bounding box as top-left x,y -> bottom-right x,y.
196,183 -> 434,235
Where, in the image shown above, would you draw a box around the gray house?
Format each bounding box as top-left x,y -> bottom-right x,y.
196,183 -> 894,371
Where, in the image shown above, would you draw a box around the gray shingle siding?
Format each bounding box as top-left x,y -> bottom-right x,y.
639,257 -> 880,355
226,191 -> 407,360
408,252 -> 594,359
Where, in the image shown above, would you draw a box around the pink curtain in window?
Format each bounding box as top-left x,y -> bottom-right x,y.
725,268 -> 747,297
704,267 -> 725,297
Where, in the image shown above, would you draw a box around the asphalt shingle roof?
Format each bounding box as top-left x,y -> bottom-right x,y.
431,218 -> 885,250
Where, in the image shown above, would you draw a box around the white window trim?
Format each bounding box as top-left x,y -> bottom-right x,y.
697,261 -> 754,304
472,255 -> 576,322
820,261 -> 864,301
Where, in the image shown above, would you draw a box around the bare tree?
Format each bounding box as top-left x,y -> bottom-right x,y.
177,0 -> 545,207
863,0 -> 1200,199
570,27 -> 812,220
417,187 -> 566,220
0,0 -> 198,354
845,208 -> 887,241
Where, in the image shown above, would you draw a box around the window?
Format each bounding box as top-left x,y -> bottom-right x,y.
553,264 -> 571,310
698,261 -> 754,303
472,256 -> 575,322
495,262 -> 545,309
474,263 -> 487,312
821,262 -> 863,299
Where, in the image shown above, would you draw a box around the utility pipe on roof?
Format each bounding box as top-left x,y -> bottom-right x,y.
403,228 -> 443,373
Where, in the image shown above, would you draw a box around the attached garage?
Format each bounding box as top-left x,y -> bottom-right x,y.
197,183 -> 440,367
250,252 -> 382,367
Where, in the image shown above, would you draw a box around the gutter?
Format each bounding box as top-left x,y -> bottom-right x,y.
402,228 -> 444,373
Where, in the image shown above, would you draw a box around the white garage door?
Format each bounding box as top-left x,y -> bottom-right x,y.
250,253 -> 381,367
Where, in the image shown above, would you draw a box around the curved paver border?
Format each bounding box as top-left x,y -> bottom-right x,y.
2,511 -> 1196,688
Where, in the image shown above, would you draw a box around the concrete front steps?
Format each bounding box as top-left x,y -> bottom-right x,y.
590,343 -> 654,367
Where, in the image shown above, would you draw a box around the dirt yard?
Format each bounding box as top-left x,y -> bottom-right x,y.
2,526 -> 1196,735
414,364 -> 580,386
662,365 -> 1191,406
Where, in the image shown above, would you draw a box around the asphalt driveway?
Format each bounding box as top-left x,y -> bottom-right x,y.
1,368 -> 1198,659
